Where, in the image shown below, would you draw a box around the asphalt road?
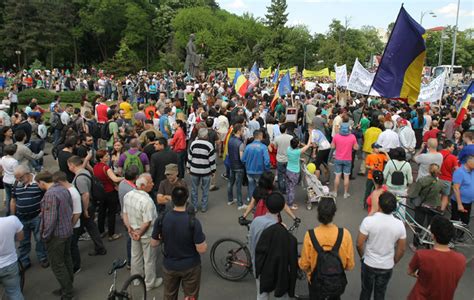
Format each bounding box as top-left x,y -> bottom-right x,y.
1,150 -> 473,300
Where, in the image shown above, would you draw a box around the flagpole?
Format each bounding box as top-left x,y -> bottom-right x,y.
367,5 -> 405,96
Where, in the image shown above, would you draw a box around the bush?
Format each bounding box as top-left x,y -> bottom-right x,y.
0,89 -> 97,105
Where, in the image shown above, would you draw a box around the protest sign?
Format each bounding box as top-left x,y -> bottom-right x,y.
334,64 -> 348,87
303,68 -> 329,78
347,58 -> 378,96
227,67 -> 241,81
417,71 -> 446,103
305,81 -> 317,91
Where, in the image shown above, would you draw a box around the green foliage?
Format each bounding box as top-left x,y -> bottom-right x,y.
425,27 -> 474,68
101,41 -> 142,75
265,0 -> 288,29
29,59 -> 45,71
0,89 -> 96,105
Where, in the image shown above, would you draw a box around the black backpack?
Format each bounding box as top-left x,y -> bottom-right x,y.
308,228 -> 347,298
390,160 -> 407,186
87,119 -> 101,139
74,172 -> 107,204
100,121 -> 112,141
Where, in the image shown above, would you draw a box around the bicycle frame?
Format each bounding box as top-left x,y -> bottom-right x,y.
393,202 -> 434,247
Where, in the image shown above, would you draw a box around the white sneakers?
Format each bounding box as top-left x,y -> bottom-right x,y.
343,193 -> 351,199
237,204 -> 248,211
146,277 -> 163,291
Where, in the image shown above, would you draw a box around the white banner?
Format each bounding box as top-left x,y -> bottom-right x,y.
347,58 -> 379,96
334,64 -> 348,87
305,81 -> 317,92
417,71 -> 446,103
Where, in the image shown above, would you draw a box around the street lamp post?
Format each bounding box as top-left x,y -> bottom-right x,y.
450,0 -> 461,87
420,11 -> 436,25
14,50 -> 21,70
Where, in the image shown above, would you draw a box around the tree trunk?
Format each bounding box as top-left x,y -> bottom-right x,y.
73,37 -> 78,67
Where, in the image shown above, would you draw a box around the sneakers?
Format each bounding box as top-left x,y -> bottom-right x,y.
79,232 -> 91,241
108,233 -> 122,242
221,173 -> 229,180
209,185 -> 219,191
146,277 -> 163,291
237,205 -> 248,211
343,193 -> 351,199
227,199 -> 237,206
73,268 -> 82,275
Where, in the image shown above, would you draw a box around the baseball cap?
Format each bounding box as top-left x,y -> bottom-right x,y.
164,164 -> 178,175
372,143 -> 383,149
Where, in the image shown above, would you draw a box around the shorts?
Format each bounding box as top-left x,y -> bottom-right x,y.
315,149 -> 330,169
439,179 -> 452,196
334,159 -> 352,175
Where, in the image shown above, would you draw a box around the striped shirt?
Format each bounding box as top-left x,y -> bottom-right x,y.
12,180 -> 43,220
40,183 -> 73,240
186,139 -> 216,176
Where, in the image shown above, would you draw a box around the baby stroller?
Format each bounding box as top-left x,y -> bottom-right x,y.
302,164 -> 331,210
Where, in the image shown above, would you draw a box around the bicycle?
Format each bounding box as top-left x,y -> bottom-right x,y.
107,258 -> 146,300
0,260 -> 25,300
393,197 -> 474,259
210,218 -> 309,299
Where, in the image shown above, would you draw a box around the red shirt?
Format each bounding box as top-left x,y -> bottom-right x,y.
423,128 -> 440,143
408,249 -> 465,300
439,150 -> 458,181
96,103 -> 108,124
366,185 -> 388,213
93,162 -> 115,193
169,127 -> 186,152
144,105 -> 157,120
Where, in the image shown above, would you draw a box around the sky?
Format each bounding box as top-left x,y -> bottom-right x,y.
217,0 -> 474,34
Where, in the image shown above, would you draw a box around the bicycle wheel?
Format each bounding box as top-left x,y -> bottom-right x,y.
210,238 -> 251,281
451,224 -> 474,260
120,274 -> 146,300
294,268 -> 310,300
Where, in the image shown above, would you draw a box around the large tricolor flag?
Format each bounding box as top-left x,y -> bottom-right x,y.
270,71 -> 292,110
248,62 -> 260,89
455,81 -> 473,126
233,69 -> 249,97
370,6 -> 426,105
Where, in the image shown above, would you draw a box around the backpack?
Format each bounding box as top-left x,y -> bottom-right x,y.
87,119 -> 101,139
50,112 -> 63,130
100,121 -> 112,141
123,151 -> 144,174
390,160 -> 407,186
308,228 -> 347,298
74,172 -> 107,204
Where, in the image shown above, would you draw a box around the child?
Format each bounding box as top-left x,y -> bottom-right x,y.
363,143 -> 389,208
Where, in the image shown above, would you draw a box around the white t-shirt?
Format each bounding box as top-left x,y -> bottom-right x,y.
68,186 -> 82,228
0,216 -> 23,268
359,212 -> 406,269
0,156 -> 19,184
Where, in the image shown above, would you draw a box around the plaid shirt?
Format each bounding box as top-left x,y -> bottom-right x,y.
123,189 -> 157,239
40,183 -> 73,240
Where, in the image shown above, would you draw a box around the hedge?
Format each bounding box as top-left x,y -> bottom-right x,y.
0,89 -> 97,105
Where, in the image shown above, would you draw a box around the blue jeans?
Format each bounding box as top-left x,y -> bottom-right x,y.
4,182 -> 12,216
247,174 -> 261,202
0,261 -> 24,300
277,162 -> 287,193
191,175 -> 211,210
360,262 -> 393,300
18,216 -> 47,267
228,169 -> 244,206
334,159 -> 352,175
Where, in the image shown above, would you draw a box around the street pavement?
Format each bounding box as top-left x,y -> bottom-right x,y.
2,150 -> 473,300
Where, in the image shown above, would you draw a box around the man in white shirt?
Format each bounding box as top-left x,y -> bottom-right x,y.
272,124 -> 293,193
396,118 -> 416,160
0,215 -> 25,300
376,121 -> 400,151
122,173 -> 162,291
357,192 -> 406,300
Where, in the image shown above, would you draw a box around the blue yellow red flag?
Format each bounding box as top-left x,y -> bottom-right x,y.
270,71 -> 292,110
371,6 -> 426,105
455,81 -> 473,126
233,69 -> 249,97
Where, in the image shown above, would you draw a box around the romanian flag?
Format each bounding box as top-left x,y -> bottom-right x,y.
248,62 -> 260,89
233,69 -> 249,97
270,71 -> 292,110
272,65 -> 280,86
371,6 -> 426,105
455,81 -> 473,126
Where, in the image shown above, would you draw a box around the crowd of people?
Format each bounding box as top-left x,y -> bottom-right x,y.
0,67 -> 473,300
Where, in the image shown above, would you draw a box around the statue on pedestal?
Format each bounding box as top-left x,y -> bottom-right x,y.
184,34 -> 200,77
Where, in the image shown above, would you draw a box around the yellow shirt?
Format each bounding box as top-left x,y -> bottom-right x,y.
362,127 -> 382,153
298,224 -> 355,281
119,102 -> 133,120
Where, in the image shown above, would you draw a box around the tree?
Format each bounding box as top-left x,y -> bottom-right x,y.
265,0 -> 288,29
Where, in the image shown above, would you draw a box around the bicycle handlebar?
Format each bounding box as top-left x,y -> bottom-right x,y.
238,217 -> 301,232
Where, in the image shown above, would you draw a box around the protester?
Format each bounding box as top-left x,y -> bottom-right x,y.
286,134 -> 312,210
123,173 -> 162,291
357,191 -> 406,300
226,124 -> 246,209
413,138 -> 443,181
451,155 -> 474,225
331,123 -> 358,198
272,123 -> 293,193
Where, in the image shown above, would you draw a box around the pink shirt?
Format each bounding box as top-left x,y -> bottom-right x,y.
332,134 -> 357,161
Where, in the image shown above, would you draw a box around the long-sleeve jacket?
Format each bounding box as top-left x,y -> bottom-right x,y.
255,223 -> 298,298
13,142 -> 44,167
242,140 -> 270,175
